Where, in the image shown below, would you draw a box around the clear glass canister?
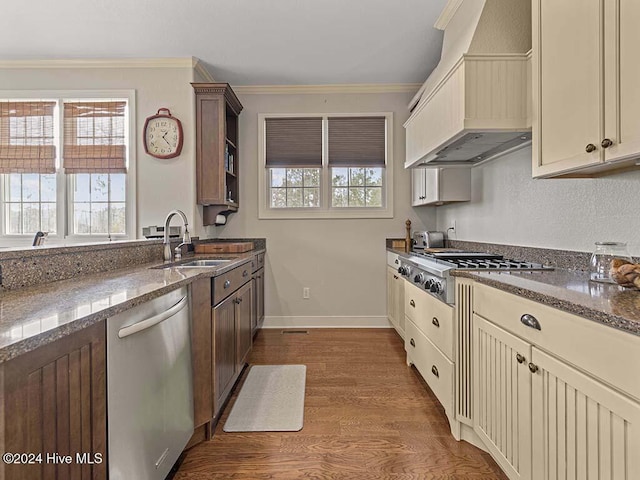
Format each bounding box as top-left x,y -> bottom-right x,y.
589,242 -> 633,283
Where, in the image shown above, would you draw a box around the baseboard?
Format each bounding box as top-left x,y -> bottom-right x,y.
262,316 -> 392,329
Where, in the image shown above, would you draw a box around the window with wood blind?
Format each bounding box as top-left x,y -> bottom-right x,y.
259,113 -> 393,219
0,92 -> 135,245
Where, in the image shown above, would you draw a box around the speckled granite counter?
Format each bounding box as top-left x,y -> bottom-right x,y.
452,270 -> 640,336
0,250 -> 264,363
387,247 -> 640,337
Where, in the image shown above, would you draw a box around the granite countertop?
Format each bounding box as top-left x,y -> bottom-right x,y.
387,247 -> 640,337
0,250 -> 264,364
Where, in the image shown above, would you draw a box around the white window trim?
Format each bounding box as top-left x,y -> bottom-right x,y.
258,112 -> 394,219
0,90 -> 136,247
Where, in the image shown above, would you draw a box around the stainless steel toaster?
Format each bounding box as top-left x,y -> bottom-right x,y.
412,231 -> 445,250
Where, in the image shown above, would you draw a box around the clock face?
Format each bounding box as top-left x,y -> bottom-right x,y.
144,114 -> 182,158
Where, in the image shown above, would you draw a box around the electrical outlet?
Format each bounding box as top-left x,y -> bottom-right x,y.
303,287 -> 310,299
447,220 -> 456,238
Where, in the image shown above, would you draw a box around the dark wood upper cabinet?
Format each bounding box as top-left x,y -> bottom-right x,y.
192,83 -> 243,225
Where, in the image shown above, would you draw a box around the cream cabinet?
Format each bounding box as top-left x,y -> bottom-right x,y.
472,283 -> 640,480
533,0 -> 640,177
411,167 -> 470,207
386,266 -> 405,338
473,314 -> 531,480
405,281 -> 455,425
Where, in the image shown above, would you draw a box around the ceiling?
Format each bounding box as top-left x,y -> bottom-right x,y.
2,0 -> 446,85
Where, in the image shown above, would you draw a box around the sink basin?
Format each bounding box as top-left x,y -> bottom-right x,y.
176,259 -> 232,268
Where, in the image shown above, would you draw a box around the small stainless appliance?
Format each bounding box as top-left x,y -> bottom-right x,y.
412,231 -> 445,250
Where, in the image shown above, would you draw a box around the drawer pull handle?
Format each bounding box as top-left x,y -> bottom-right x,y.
528,363 -> 539,374
585,143 -> 597,153
410,300 -> 416,308
224,280 -> 231,289
516,353 -> 526,364
242,270 -> 249,277
410,338 -> 415,348
520,314 -> 541,330
431,365 -> 439,378
432,317 -> 439,328
393,275 -> 399,280
395,259 -> 399,264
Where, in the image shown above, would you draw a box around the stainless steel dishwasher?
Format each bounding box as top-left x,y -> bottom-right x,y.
107,286 -> 193,480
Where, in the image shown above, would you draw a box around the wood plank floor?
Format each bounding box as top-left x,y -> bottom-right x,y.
175,329 -> 508,479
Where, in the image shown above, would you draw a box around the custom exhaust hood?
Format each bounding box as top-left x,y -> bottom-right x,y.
404,0 -> 532,168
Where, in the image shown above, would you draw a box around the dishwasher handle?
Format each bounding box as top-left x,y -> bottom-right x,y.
118,295 -> 188,339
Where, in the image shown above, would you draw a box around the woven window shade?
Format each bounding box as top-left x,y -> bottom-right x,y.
63,101 -> 127,173
265,117 -> 322,167
0,101 -> 56,174
328,116 -> 386,166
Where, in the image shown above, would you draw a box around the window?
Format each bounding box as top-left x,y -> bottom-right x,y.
0,92 -> 135,245
259,113 -> 393,219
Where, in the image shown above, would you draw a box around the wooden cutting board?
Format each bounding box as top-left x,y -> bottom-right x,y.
195,242 -> 254,254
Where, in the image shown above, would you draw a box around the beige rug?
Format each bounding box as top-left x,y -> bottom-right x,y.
223,365 -> 306,432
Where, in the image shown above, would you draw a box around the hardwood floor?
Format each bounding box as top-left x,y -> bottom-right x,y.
175,329 -> 507,479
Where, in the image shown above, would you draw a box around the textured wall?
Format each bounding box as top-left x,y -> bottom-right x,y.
436,147 -> 640,255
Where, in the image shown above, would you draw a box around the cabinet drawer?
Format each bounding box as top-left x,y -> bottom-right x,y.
405,318 -> 454,413
213,262 -> 252,305
474,282 -> 640,401
405,282 -> 454,359
387,251 -> 401,268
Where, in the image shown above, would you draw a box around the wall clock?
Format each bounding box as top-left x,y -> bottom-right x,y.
143,108 -> 184,159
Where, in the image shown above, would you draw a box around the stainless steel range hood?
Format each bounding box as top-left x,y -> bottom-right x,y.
404,0 -> 532,168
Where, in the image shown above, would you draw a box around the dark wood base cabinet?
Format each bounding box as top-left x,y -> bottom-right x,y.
189,262 -> 255,447
0,322 -> 107,480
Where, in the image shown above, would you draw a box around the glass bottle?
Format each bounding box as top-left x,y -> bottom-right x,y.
589,242 -> 633,283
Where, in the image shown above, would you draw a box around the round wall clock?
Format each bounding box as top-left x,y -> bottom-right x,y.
143,108 -> 184,159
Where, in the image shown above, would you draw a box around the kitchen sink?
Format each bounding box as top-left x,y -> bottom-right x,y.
176,259 -> 232,268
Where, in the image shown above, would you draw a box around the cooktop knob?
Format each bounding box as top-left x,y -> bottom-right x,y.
414,273 -> 425,284
430,282 -> 443,294
397,266 -> 403,274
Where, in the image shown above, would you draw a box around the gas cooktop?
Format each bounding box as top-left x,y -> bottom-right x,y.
411,250 -> 554,272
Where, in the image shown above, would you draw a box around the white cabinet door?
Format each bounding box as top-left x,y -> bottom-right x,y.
531,347 -> 640,480
394,272 -> 405,338
386,266 -> 397,327
533,0 -> 603,177
603,0 -> 640,164
474,314 -> 532,480
422,168 -> 440,205
411,168 -> 426,206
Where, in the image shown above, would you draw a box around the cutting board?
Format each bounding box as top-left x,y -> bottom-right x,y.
195,242 -> 254,254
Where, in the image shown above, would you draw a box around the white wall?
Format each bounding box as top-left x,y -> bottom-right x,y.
436,147 -> 640,255
214,90 -> 436,325
0,62 -> 213,239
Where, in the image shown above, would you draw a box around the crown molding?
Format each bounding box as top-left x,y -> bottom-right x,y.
0,58 -> 196,69
192,58 -> 216,82
232,83 -> 422,95
434,0 -> 464,30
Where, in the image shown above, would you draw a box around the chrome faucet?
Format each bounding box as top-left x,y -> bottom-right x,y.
163,210 -> 191,261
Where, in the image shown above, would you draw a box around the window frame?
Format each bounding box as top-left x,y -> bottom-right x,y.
258,112 -> 394,219
0,90 -> 136,246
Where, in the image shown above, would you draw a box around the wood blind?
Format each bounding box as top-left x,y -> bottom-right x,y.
0,101 -> 56,174
265,117 -> 322,167
328,116 -> 386,166
63,101 -> 127,173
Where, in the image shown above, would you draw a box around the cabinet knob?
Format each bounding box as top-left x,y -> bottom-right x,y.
393,275 -> 399,280
431,365 -> 439,378
242,270 -> 249,277
410,338 -> 416,347
410,300 -> 416,308
516,353 -> 526,364
585,143 -> 597,153
528,363 -> 539,374
224,280 -> 231,289
520,314 -> 541,331
432,317 -> 440,328
601,138 -> 614,148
